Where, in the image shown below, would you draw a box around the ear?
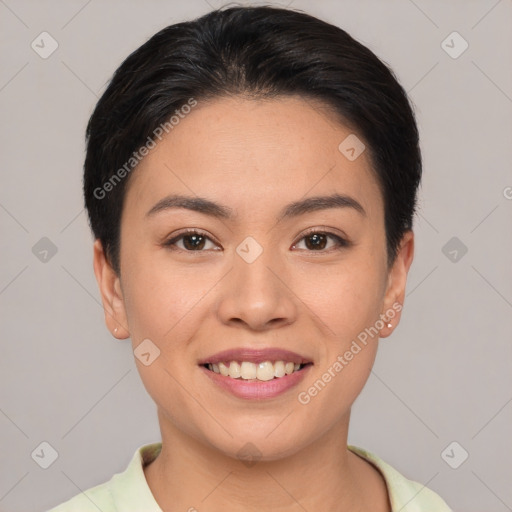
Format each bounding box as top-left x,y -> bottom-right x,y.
379,230 -> 415,338
93,239 -> 130,339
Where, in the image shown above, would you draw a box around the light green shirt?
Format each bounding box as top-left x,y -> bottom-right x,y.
46,442 -> 452,511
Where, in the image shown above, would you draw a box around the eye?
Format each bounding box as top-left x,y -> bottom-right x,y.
163,229 -> 219,252
163,228 -> 350,253
292,229 -> 350,252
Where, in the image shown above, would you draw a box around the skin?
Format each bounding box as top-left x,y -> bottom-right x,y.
94,95 -> 414,511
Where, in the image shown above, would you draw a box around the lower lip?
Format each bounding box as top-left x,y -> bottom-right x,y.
200,364 -> 312,400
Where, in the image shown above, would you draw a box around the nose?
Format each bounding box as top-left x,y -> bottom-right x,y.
215,242 -> 298,332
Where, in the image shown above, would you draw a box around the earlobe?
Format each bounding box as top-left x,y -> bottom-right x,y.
379,230 -> 415,338
92,239 -> 130,339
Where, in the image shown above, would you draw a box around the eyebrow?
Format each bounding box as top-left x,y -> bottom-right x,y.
145,193 -> 366,221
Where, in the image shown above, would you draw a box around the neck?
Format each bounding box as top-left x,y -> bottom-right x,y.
144,408 -> 389,512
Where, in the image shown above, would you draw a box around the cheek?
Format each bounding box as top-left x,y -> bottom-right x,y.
121,246 -> 210,340
294,264 -> 383,420
122,240 -> 385,348
120,257 -> 213,431
293,259 -> 383,398
295,257 -> 384,338
296,341 -> 377,435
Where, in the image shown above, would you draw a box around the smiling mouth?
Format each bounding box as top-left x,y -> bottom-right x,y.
201,361 -> 313,381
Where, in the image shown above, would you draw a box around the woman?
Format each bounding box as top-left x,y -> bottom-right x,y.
48,5 -> 452,511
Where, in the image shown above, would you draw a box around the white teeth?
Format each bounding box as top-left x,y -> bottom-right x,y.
240,361 -> 257,379
228,361 -> 241,378
257,361 -> 275,381
206,360 -> 306,381
218,362 -> 229,376
274,361 -> 286,378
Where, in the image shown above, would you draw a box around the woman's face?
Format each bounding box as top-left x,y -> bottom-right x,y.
95,95 -> 413,460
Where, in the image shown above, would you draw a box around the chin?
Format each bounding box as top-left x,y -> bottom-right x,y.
200,424 -> 310,464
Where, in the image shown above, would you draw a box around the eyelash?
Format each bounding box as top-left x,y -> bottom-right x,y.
162,228 -> 350,253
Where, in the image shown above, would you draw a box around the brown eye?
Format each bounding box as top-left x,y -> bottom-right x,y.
163,230 -> 218,251
305,232 -> 328,250
292,230 -> 349,252
181,234 -> 207,250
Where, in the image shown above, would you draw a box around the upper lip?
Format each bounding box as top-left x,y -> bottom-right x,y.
198,348 -> 313,366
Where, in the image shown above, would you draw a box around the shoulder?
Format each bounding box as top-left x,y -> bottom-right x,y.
348,445 -> 453,512
45,442 -> 163,512
45,480 -> 114,512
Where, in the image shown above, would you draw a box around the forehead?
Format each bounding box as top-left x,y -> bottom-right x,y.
123,95 -> 383,222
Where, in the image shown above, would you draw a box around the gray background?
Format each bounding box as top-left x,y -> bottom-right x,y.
1,0 -> 511,510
